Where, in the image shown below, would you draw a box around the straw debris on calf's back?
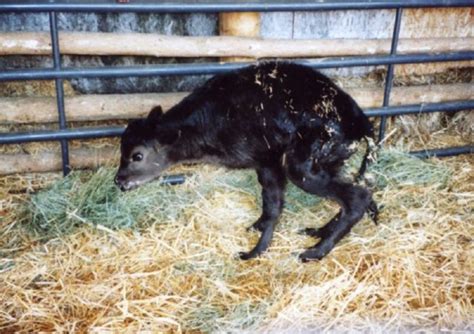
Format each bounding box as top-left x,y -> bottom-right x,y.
115,61 -> 378,262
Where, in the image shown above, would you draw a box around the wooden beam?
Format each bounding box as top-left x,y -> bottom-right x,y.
0,32 -> 472,58
219,12 -> 260,62
0,84 -> 471,124
0,92 -> 188,124
0,148 -> 117,175
351,83 -> 474,110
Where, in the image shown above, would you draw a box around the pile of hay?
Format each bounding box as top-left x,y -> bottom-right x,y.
22,169 -> 192,238
0,149 -> 472,332
21,148 -> 451,237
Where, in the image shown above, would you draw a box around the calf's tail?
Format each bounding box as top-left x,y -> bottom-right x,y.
355,135 -> 380,224
356,136 -> 373,181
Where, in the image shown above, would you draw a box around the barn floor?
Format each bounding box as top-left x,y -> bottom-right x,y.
0,67 -> 472,332
0,139 -> 472,332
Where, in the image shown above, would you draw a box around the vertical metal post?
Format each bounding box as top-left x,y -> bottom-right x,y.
49,11 -> 70,175
378,7 -> 403,143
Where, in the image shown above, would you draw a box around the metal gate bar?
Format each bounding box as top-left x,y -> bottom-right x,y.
411,146 -> 474,158
1,0 -> 473,13
1,52 -> 473,82
2,100 -> 472,144
0,0 -> 472,176
378,7 -> 402,142
49,11 -> 70,175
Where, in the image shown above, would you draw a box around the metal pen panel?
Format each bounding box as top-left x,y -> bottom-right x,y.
0,1 -> 472,163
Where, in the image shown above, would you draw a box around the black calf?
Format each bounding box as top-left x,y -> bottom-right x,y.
115,61 -> 377,262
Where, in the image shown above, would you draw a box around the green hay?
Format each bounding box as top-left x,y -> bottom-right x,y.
21,149 -> 451,238
368,148 -> 451,188
185,301 -> 267,333
212,169 -> 320,213
22,168 -> 196,238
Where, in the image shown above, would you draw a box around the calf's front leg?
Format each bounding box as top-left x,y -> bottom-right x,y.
239,166 -> 286,260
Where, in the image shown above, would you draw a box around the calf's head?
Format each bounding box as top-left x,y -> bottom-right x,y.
115,106 -> 173,191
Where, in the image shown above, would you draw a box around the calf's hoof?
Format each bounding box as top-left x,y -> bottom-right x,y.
367,200 -> 380,225
299,241 -> 333,263
298,227 -> 331,239
299,250 -> 325,263
238,251 -> 258,261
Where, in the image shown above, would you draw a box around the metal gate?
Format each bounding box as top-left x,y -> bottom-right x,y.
0,0 -> 473,176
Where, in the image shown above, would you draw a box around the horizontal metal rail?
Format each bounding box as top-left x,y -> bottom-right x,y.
365,100 -> 474,117
1,51 -> 473,82
1,0 -> 472,13
159,174 -> 186,186
1,100 -> 472,145
0,127 -> 124,144
1,127 -> 471,160
410,146 -> 474,158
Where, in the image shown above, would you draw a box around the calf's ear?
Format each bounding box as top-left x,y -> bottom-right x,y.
147,105 -> 163,123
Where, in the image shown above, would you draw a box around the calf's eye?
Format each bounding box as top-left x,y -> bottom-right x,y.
132,153 -> 143,162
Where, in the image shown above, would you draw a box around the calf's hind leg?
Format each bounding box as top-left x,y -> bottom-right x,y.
287,158 -> 372,262
239,166 -> 286,260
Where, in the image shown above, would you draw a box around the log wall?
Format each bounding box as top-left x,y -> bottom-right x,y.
0,84 -> 471,124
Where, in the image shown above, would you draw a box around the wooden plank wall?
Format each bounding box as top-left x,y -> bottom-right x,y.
261,8 -> 473,76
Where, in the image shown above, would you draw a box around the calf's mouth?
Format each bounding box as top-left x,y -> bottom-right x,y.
114,173 -> 158,192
